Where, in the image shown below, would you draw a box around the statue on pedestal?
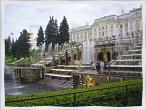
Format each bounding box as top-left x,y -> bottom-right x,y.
84,75 -> 96,87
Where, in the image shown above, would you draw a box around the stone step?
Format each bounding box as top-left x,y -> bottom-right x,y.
122,54 -> 142,56
103,70 -> 142,76
114,60 -> 141,65
115,59 -> 141,61
110,65 -> 142,68
121,56 -> 141,59
110,65 -> 142,72
134,46 -> 142,49
129,49 -> 141,52
134,43 -> 142,46
45,73 -> 71,78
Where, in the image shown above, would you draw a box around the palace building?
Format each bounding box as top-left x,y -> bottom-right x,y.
69,7 -> 142,43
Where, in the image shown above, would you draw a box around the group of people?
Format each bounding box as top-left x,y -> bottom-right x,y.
96,60 -> 104,73
90,60 -> 110,73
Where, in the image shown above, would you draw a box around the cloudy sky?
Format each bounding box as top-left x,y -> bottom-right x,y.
4,1 -> 142,39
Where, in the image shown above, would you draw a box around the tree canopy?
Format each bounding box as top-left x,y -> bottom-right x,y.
59,16 -> 69,45
37,26 -> 44,48
45,16 -> 58,51
6,29 -> 31,59
5,36 -> 11,55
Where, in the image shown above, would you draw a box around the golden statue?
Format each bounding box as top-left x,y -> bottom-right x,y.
84,75 -> 96,87
103,53 -> 108,62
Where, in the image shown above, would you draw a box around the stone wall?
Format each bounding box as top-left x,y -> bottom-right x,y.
20,69 -> 41,82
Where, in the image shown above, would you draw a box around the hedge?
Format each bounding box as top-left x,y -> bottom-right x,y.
5,79 -> 142,107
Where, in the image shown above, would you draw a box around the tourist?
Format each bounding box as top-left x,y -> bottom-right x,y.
96,60 -> 100,73
90,61 -> 94,70
100,61 -> 104,73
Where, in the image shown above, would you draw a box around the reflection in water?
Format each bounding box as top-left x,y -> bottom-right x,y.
5,81 -> 63,96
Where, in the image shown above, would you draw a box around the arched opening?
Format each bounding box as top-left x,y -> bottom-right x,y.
68,56 -> 71,62
98,52 -> 103,61
74,54 -> 77,60
106,52 -> 111,62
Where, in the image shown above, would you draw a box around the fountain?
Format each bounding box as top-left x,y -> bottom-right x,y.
40,43 -> 46,59
5,66 -> 23,95
81,40 -> 95,64
5,65 -> 64,96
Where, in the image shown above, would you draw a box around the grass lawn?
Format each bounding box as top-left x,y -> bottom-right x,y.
5,56 -> 17,64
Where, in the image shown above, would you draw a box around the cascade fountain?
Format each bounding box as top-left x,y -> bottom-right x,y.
81,40 -> 95,64
110,35 -> 142,73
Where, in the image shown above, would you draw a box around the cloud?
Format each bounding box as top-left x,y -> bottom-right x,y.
4,1 -> 142,39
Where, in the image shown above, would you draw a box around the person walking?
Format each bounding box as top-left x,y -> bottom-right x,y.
96,60 -> 100,73
96,60 -> 99,72
90,61 -> 94,70
100,61 -> 104,73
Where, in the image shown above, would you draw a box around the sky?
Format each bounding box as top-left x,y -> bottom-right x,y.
4,1 -> 142,39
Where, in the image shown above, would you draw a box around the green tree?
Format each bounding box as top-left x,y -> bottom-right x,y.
37,26 -> 44,52
59,16 -> 69,45
45,17 -> 58,51
15,29 -> 30,58
37,26 -> 44,47
11,38 -> 16,57
45,17 -> 53,52
52,18 -> 58,51
5,36 -> 11,55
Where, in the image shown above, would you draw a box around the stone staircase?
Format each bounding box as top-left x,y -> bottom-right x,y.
108,36 -> 142,76
33,46 -> 74,66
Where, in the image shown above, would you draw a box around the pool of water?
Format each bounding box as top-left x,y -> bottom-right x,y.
5,81 -> 64,96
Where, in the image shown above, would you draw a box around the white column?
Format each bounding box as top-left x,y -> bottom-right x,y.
140,20 -> 142,31
123,23 -> 126,36
113,24 -> 115,36
133,20 -> 135,32
127,21 -> 130,34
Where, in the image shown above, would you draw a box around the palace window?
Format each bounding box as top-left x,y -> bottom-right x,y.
111,30 -> 113,33
99,32 -> 101,37
120,24 -> 123,28
94,33 -> 96,38
81,33 -> 83,37
85,36 -> 87,40
111,24 -> 113,28
106,31 -> 108,35
94,28 -> 96,32
106,25 -> 108,29
99,27 -> 101,31
102,27 -> 104,30
102,32 -> 104,36
125,23 -> 128,27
